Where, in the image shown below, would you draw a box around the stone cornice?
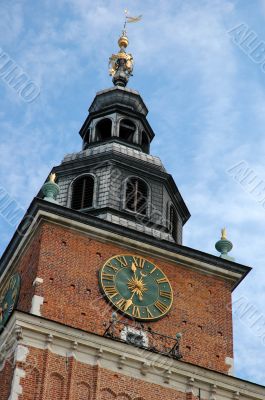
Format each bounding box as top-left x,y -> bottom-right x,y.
0,198 -> 251,291
1,311 -> 264,400
56,150 -> 165,176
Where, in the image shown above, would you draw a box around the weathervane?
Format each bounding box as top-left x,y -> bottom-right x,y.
123,9 -> 142,31
109,10 -> 142,87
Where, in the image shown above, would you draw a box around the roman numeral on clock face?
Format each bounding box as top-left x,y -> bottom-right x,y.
9,277 -> 16,290
116,256 -> 128,267
132,256 -> 145,269
106,262 -> 119,272
132,305 -> 140,318
150,266 -> 157,274
159,290 -> 171,299
115,298 -> 127,310
154,300 -> 168,314
104,286 -> 118,298
102,273 -> 114,281
146,307 -> 154,318
156,277 -> 168,284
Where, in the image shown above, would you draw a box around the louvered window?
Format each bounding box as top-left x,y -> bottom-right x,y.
71,176 -> 94,210
126,178 -> 148,215
170,205 -> 178,242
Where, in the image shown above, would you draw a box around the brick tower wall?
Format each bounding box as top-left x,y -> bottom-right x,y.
12,345 -> 188,400
9,222 -> 234,374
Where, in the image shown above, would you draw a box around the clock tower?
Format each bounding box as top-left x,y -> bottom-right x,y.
0,24 -> 264,400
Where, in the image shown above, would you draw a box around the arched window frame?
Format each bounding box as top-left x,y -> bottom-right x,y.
95,117 -> 113,143
118,118 -> 137,144
68,173 -> 97,210
123,176 -> 150,217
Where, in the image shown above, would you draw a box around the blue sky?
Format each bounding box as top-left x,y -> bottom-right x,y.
1,0 -> 265,385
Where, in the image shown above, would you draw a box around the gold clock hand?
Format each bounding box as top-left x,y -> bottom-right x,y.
124,291 -> 136,310
131,262 -> 137,273
131,262 -> 141,288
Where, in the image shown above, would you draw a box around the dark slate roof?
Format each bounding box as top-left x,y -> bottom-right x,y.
89,86 -> 148,116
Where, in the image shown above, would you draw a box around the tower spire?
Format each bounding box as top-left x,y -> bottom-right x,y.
109,10 -> 142,87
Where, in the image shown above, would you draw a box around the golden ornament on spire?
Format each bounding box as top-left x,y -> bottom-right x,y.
108,10 -> 142,87
221,228 -> 227,240
118,35 -> 129,49
49,173 -> 56,183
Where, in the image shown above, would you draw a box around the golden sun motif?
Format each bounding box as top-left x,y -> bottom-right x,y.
127,276 -> 147,301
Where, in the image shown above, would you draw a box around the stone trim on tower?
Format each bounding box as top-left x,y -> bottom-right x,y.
1,312 -> 264,400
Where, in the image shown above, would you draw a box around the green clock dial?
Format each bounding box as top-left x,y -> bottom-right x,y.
99,255 -> 173,321
0,273 -> 21,331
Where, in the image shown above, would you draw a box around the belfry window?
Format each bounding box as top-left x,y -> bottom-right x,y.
71,175 -> 94,210
119,119 -> 136,143
170,205 -> 178,242
125,177 -> 148,215
95,118 -> 112,142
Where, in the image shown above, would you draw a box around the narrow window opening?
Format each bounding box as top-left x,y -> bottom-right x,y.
71,176 -> 94,210
126,177 -> 148,215
119,119 -> 136,143
95,118 -> 112,142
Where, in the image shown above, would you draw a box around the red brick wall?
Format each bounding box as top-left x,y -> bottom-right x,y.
0,354 -> 14,400
16,228 -> 43,313
18,346 -> 186,400
0,230 -> 42,400
14,221 -> 233,373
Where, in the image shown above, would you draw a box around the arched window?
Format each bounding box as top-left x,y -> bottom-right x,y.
71,175 -> 94,210
119,119 -> 136,143
142,131 -> 149,153
125,177 -> 148,215
170,205 -> 178,242
95,118 -> 112,142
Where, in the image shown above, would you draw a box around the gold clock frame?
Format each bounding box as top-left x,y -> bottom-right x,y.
99,254 -> 173,321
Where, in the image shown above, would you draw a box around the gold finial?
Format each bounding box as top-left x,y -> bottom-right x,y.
49,173 -> 56,183
215,228 -> 234,260
118,35 -> 129,49
221,228 -> 227,240
108,10 -> 142,86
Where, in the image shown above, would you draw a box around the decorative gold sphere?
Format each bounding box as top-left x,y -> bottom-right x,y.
118,35 -> 129,48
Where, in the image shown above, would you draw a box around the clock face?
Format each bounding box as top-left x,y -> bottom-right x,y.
0,273 -> 21,331
99,255 -> 173,321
